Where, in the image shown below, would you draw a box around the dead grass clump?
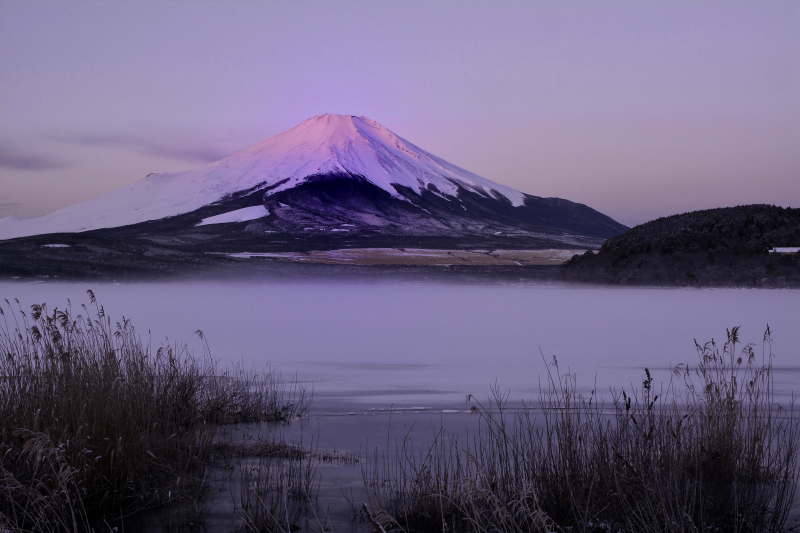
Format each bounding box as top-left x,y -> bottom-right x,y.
0,292 -> 309,532
364,327 -> 799,532
197,350 -> 309,425
236,452 -> 320,533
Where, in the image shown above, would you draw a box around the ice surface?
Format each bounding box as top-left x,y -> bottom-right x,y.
0,280 -> 796,407
196,205 -> 269,226
0,114 -> 528,239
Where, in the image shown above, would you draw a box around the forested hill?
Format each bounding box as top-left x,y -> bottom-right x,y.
564,205 -> 800,287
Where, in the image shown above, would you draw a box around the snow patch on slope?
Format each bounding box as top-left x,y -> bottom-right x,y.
197,206 -> 269,226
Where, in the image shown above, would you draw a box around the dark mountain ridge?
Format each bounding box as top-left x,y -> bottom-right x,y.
565,204 -> 800,287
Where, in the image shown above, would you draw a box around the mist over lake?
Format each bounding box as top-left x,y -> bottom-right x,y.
2,279 -> 797,407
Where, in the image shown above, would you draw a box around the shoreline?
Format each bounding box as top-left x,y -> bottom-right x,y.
2,240 -> 797,287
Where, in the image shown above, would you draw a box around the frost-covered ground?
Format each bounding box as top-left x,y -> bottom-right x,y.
224,247 -> 586,266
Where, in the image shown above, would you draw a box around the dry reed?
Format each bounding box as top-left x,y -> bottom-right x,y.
364,327 -> 799,532
0,291 -> 309,532
236,451 -> 320,533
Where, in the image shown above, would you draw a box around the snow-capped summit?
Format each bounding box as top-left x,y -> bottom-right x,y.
0,115 -> 526,240
0,115 -> 627,249
229,114 -> 526,205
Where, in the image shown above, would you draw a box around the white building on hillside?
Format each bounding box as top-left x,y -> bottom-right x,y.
768,247 -> 800,254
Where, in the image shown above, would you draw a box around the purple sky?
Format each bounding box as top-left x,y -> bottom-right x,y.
1,1 -> 798,227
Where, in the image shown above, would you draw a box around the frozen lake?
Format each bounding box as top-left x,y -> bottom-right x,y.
1,279 -> 797,409
3,278 -> 798,531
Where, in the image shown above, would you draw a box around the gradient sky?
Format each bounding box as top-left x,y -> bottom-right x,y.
1,1 -> 798,227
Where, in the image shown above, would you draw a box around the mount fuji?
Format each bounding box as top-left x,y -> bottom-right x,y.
0,115 -> 626,267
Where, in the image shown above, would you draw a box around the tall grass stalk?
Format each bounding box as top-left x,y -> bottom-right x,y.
364,327 -> 799,532
0,292 -> 309,532
236,451 -> 320,533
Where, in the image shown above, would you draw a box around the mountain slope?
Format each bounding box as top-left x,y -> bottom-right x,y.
564,205 -> 800,286
0,114 -> 626,248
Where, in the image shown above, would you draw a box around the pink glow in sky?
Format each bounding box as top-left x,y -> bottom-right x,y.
1,0 -> 798,227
